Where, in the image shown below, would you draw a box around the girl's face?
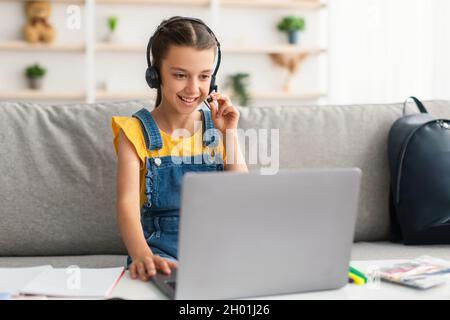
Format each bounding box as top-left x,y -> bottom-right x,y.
159,45 -> 216,114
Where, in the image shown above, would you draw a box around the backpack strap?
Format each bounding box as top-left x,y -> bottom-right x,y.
403,96 -> 428,116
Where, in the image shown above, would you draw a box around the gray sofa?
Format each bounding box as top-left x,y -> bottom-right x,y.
1,99 -> 450,268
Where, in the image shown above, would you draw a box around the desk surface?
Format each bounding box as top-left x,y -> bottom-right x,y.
110,260 -> 450,300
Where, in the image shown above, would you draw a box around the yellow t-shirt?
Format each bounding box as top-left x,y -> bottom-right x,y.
112,115 -> 225,208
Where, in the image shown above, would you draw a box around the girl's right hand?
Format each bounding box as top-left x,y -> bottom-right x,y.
129,254 -> 178,281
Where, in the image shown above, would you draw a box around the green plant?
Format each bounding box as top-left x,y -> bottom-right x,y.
277,16 -> 306,33
108,16 -> 118,32
225,73 -> 251,106
25,63 -> 46,79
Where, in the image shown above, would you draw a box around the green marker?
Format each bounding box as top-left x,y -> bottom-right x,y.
349,266 -> 368,283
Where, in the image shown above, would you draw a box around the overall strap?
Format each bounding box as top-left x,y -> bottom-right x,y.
199,108 -> 220,148
132,108 -> 163,151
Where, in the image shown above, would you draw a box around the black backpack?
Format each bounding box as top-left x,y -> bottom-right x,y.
388,97 -> 450,245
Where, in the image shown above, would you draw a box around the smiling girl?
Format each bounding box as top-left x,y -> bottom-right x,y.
112,16 -> 248,282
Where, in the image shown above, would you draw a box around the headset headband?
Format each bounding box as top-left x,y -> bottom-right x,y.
146,17 -> 221,79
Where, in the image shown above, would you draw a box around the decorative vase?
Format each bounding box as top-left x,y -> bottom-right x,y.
105,30 -> 118,42
288,31 -> 299,45
28,77 -> 43,90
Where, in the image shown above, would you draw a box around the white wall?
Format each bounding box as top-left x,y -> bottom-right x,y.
328,0 -> 450,105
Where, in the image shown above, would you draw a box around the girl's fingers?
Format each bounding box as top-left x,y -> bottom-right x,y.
216,100 -> 232,118
219,105 -> 234,118
136,262 -> 147,281
208,97 -> 217,118
130,264 -> 137,279
166,259 -> 178,269
144,259 -> 156,277
154,256 -> 171,275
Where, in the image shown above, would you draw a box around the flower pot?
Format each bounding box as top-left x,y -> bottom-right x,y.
288,31 -> 300,45
28,77 -> 43,90
105,30 -> 118,43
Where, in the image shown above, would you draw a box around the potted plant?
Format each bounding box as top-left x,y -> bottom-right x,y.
106,16 -> 119,42
277,16 -> 306,45
225,73 -> 251,106
25,63 -> 46,90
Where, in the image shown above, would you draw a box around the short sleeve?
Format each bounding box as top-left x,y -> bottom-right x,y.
111,116 -> 147,169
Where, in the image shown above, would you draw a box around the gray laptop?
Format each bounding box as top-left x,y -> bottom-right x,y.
152,168 -> 362,300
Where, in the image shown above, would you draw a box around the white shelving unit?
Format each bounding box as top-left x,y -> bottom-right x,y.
0,0 -> 329,105
0,90 -> 85,101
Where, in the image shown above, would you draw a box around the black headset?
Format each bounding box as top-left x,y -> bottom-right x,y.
145,16 -> 221,95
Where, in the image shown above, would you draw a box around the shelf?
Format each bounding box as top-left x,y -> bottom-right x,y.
251,91 -> 326,100
95,90 -> 324,101
224,46 -> 326,55
0,90 -> 324,102
0,41 -> 85,52
96,42 -> 326,55
95,0 -> 209,5
96,90 -> 155,100
12,0 -> 86,3
220,0 -> 325,9
95,42 -> 143,53
0,0 -> 328,104
11,0 -> 323,7
0,90 -> 85,101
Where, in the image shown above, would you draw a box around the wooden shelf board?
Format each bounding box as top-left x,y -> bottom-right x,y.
95,42 -> 326,55
220,0 -> 326,9
251,91 -> 326,100
96,0 -> 209,5
0,90 -> 86,100
224,46 -> 326,55
96,90 -> 156,100
12,0 -> 85,4
95,90 -> 324,101
0,41 -> 85,52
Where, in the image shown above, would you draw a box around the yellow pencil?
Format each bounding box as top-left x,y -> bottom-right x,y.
348,272 -> 365,285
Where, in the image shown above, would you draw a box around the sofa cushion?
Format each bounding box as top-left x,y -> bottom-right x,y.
352,242 -> 450,261
1,99 -> 450,256
238,101 -> 450,241
0,255 -> 126,268
0,100 -> 151,256
3,242 -> 450,268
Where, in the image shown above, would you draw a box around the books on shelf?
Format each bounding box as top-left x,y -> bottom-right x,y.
0,265 -> 124,298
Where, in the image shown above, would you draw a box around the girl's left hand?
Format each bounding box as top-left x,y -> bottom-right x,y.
208,92 -> 240,135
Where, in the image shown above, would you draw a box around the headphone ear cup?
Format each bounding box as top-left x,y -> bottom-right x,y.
145,67 -> 160,88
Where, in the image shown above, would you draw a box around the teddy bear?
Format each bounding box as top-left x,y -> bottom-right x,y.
23,1 -> 56,44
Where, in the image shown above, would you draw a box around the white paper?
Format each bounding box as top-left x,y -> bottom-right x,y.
0,265 -> 124,298
0,265 -> 52,295
20,267 -> 125,298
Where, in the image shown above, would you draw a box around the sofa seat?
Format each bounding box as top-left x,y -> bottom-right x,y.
2,242 -> 450,268
0,255 -> 127,268
351,242 -> 450,261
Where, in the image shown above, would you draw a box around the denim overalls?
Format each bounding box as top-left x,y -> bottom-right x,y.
126,107 -> 224,267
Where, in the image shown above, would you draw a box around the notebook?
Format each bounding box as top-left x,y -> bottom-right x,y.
0,265 -> 124,298
379,256 -> 450,289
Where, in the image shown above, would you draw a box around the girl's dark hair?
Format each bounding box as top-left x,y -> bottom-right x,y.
151,17 -> 218,108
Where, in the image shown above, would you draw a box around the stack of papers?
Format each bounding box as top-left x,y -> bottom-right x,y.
379,256 -> 450,289
0,265 -> 124,299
